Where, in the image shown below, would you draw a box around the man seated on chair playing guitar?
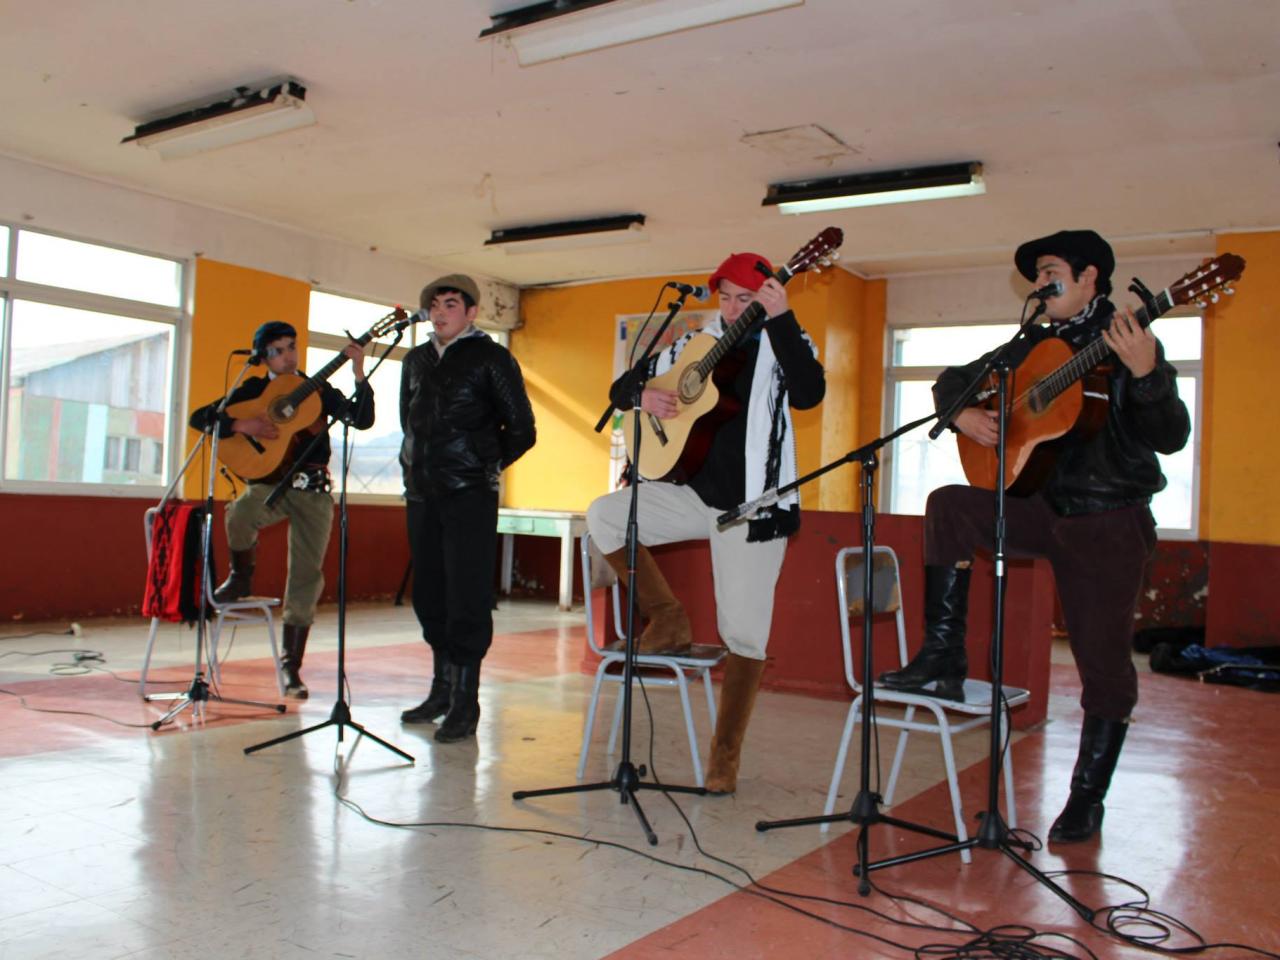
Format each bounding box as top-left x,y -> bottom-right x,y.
189,320 -> 374,699
877,229 -> 1190,843
586,252 -> 825,795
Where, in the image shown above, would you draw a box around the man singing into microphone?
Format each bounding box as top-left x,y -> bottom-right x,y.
398,275 -> 536,743
586,252 -> 825,794
877,229 -> 1190,843
190,321 -> 373,699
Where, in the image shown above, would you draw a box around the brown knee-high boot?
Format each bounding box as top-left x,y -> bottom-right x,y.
704,653 -> 767,794
602,547 -> 692,655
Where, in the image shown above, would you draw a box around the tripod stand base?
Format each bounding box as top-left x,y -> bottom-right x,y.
243,698 -> 415,762
756,789 -> 959,895
513,761 -> 705,846
146,676 -> 285,730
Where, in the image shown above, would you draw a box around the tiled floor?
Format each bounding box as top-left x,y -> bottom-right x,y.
1,600 -> 1277,959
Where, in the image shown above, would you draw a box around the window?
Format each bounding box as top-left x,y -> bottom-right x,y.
306,290 -> 414,498
883,314 -> 1203,537
0,226 -> 184,492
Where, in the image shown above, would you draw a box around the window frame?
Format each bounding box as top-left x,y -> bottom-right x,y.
881,315 -> 1204,541
0,223 -> 190,499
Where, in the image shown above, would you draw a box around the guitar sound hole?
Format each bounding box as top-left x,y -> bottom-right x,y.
678,368 -> 705,404
269,398 -> 295,422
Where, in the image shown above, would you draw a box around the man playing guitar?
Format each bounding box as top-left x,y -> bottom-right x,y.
189,320 -> 374,699
877,230 -> 1191,843
586,250 -> 826,795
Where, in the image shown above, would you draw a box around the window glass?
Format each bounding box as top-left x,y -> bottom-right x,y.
305,346 -> 404,497
5,300 -> 172,484
893,324 -> 1017,366
15,231 -> 182,307
308,290 -> 408,343
1151,315 -> 1201,362
0,226 -> 9,276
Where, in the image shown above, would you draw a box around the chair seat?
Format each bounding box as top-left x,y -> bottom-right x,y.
871,678 -> 1030,714
601,640 -> 726,665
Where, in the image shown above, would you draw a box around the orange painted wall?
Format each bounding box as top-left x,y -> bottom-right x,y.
1202,232 -> 1280,547
182,259 -> 311,501
506,268 -> 887,514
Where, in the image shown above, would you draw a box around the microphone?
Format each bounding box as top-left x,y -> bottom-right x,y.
669,282 -> 710,301
1028,280 -> 1064,301
231,348 -> 264,366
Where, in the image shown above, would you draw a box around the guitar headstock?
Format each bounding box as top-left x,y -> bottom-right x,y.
1169,253 -> 1246,308
785,227 -> 844,276
368,306 -> 410,340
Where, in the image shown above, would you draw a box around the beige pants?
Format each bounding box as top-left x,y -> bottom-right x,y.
586,483 -> 786,660
225,483 -> 333,627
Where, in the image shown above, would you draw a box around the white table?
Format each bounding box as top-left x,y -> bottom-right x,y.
497,508 -> 587,610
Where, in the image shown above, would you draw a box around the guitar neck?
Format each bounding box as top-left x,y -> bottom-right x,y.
695,264 -> 796,377
1044,290 -> 1172,399
283,330 -> 375,408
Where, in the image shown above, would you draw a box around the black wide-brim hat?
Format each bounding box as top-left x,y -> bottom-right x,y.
1014,229 -> 1115,284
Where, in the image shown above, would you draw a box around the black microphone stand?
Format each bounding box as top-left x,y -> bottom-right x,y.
147,356 -> 286,729
245,325 -> 414,763
513,286 -> 705,846
745,414 -> 965,893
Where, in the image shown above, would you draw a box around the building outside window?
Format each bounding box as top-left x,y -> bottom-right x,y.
0,226 -> 184,492
882,314 -> 1203,537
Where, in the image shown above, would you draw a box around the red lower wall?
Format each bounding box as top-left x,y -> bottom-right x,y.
0,493 -> 410,623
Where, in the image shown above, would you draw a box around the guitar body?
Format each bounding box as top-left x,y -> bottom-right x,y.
625,332 -> 742,482
217,374 -> 324,480
958,337 -> 1109,494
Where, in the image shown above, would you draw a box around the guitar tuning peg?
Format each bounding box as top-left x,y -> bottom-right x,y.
811,266 -> 822,274
830,251 -> 840,261
1210,292 -> 1220,303
1224,287 -> 1235,295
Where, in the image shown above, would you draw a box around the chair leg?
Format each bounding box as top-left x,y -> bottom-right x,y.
821,697 -> 861,831
606,682 -> 625,756
1001,707 -> 1018,829
139,618 -> 161,698
701,668 -> 718,736
934,710 -> 972,864
208,614 -> 226,686
884,705 -> 915,807
265,615 -> 284,696
673,668 -> 703,787
577,662 -> 609,780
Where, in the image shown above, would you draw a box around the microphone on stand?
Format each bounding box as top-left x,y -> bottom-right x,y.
232,348 -> 264,365
1027,279 -> 1064,301
668,282 -> 711,301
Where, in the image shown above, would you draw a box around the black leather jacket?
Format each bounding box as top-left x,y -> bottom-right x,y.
934,299 -> 1190,516
399,331 -> 536,497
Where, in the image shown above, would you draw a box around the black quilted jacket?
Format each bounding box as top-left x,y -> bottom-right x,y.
399,332 -> 536,497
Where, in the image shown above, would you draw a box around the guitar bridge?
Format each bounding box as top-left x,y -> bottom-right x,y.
647,414 -> 669,446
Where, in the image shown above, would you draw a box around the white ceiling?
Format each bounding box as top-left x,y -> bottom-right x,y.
1,0 -> 1276,287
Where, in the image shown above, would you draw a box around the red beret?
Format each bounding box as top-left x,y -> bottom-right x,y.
708,252 -> 774,293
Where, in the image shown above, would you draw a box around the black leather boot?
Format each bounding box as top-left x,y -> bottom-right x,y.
401,652 -> 452,724
435,663 -> 481,743
877,565 -> 970,701
280,624 -> 309,699
1049,714 -> 1128,843
214,547 -> 255,603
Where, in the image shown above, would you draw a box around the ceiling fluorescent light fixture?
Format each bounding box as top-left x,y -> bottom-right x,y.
122,79 -> 315,160
480,0 -> 804,66
485,214 -> 647,254
764,162 -> 985,214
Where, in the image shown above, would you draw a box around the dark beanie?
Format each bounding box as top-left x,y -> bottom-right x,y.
252,321 -> 296,354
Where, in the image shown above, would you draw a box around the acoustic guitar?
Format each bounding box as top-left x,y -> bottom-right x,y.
625,227 -> 843,482
216,308 -> 410,481
958,254 -> 1245,494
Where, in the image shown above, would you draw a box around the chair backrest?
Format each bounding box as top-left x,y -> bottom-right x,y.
835,545 -> 909,691
581,533 -> 624,656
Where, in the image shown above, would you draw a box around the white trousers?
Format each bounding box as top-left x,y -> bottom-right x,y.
585,483 -> 786,660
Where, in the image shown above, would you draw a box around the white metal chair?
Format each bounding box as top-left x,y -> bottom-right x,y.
578,533 -> 726,786
139,506 -> 284,697
822,545 -> 1029,862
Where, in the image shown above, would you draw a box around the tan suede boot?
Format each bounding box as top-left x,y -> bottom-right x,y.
704,653 -> 767,794
602,547 -> 692,655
